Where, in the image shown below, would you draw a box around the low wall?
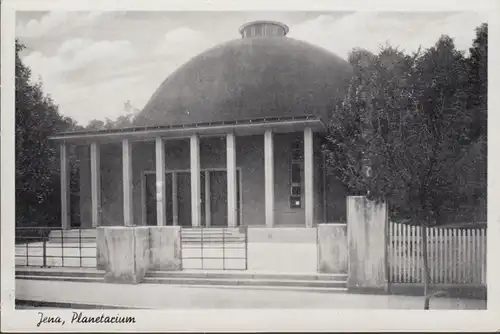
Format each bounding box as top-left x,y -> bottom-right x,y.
247,227 -> 317,273
99,226 -> 150,284
149,226 -> 182,270
317,224 -> 347,274
98,226 -> 181,283
96,228 -> 106,270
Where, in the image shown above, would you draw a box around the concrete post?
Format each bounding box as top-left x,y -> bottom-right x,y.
122,139 -> 134,226
90,142 -> 101,227
346,196 -> 389,292
264,130 -> 274,227
227,133 -> 237,227
60,142 -> 70,230
304,127 -> 314,228
190,135 -> 201,227
78,146 -> 92,229
155,137 -> 166,226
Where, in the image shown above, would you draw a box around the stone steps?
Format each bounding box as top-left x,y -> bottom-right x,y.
15,267 -> 347,291
181,228 -> 246,243
48,229 -> 97,244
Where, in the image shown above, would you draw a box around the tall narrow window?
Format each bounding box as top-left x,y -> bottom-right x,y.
290,138 -> 303,208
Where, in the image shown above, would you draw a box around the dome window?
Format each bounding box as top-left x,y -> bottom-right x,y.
239,20 -> 289,38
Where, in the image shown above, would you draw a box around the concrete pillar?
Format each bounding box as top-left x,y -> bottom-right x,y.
155,137 -> 166,226
78,146 -> 92,228
149,226 -> 182,270
227,133 -> 237,227
304,128 -> 314,228
190,135 -> 201,227
172,172 -> 178,226
122,139 -> 133,226
90,142 -> 101,228
60,142 -> 70,230
205,170 -> 211,227
264,131 -> 274,227
317,224 -> 348,273
100,226 -> 150,284
346,196 -> 389,292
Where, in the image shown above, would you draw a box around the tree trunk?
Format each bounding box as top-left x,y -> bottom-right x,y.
421,223 -> 432,310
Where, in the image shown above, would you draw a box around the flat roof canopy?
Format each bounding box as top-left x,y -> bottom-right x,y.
49,116 -> 327,145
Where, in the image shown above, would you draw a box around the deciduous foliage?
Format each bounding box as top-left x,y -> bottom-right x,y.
322,24 -> 487,309
15,40 -> 79,227
85,100 -> 139,130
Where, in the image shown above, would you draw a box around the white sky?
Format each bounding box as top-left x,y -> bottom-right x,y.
16,11 -> 488,126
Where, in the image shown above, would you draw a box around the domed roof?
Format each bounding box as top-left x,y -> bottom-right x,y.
135,23 -> 352,127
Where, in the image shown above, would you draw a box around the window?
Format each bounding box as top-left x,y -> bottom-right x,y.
290,138 -> 303,208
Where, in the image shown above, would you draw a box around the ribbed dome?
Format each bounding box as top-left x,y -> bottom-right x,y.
135,33 -> 352,127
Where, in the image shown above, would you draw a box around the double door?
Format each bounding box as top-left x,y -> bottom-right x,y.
144,169 -> 241,227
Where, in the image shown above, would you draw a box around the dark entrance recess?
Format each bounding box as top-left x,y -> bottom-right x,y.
145,170 -> 241,227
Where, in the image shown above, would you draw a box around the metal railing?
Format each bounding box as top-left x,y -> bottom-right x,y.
180,226 -> 248,270
15,227 -> 97,268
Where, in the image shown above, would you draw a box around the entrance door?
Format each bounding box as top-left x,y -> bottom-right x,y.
177,172 -> 191,227
210,171 -> 228,226
144,169 -> 240,227
145,173 -> 173,226
209,170 -> 241,226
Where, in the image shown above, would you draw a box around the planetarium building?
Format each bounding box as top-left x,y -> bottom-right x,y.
51,21 -> 354,273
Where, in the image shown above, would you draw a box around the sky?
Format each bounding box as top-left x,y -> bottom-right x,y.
16,11 -> 488,126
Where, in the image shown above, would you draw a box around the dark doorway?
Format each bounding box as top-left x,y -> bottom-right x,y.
145,173 -> 173,226
144,169 -> 241,227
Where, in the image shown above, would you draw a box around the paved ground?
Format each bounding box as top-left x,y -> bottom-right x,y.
15,279 -> 486,310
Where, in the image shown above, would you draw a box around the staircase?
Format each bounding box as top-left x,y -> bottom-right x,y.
181,227 -> 246,243
48,229 -> 97,244
15,267 -> 347,292
144,270 -> 347,291
181,227 -> 247,270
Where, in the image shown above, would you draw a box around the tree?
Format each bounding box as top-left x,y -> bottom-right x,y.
15,40 -> 78,228
323,26 -> 487,309
85,100 -> 139,130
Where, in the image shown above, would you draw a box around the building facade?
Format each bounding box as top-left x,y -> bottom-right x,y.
52,20 -> 353,230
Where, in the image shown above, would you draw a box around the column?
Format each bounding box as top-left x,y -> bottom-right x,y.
205,170 -> 211,227
172,172 -> 178,226
155,137 -> 166,226
190,135 -> 201,227
264,130 -> 274,227
226,133 -> 237,227
122,139 -> 133,226
60,142 -> 70,230
90,142 -> 101,227
346,196 -> 388,291
304,127 -> 314,228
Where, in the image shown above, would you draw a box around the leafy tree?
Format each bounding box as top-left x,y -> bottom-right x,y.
15,40 -> 78,228
323,25 -> 487,309
85,100 -> 139,130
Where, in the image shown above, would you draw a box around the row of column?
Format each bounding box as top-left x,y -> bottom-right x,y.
60,128 -> 315,229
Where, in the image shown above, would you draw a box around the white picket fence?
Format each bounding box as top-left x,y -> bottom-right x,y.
388,222 -> 487,285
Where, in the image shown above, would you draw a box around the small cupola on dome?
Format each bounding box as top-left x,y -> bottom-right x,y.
239,20 -> 289,38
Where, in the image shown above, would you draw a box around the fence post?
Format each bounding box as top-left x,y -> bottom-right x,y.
61,230 -> 64,267
79,228 -> 82,267
222,228 -> 226,270
201,226 -> 204,270
244,226 -> 248,270
42,240 -> 47,268
26,242 -> 29,266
